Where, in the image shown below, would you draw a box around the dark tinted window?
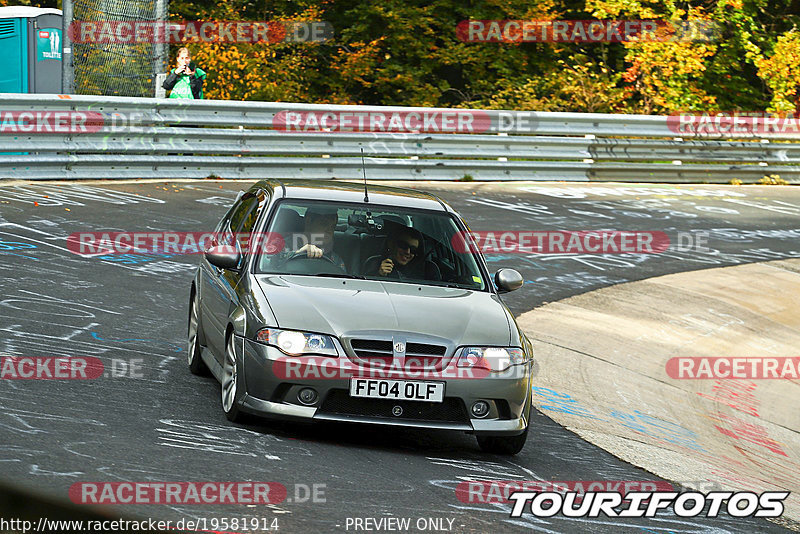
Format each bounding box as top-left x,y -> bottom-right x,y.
256,200 -> 486,290
219,193 -> 262,251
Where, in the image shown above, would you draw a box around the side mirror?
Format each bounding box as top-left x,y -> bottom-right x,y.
205,245 -> 241,271
495,268 -> 524,293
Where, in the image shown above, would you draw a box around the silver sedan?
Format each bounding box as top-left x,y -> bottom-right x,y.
188,179 -> 533,454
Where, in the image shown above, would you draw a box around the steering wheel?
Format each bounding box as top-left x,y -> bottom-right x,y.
284,251 -> 347,274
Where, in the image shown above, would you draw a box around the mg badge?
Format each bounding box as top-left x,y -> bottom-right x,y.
392,406 -> 403,417
394,342 -> 406,354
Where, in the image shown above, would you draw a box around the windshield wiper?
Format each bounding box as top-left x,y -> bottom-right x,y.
313,273 -> 366,279
422,280 -> 480,290
366,277 -> 475,290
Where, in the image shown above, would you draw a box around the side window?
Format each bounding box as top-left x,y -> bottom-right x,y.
212,213 -> 233,247
212,192 -> 246,247
230,196 -> 258,232
229,194 -> 261,253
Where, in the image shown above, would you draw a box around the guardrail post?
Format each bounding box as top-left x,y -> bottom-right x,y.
62,0 -> 74,94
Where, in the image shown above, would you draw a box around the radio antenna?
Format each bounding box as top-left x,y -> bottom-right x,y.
361,148 -> 369,203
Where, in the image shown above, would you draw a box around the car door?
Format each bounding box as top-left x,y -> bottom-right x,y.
200,191 -> 262,361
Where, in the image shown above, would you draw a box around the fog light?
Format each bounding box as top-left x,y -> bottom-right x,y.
471,400 -> 490,418
297,388 -> 318,405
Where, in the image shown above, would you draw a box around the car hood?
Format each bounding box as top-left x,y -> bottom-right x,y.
254,275 -> 512,347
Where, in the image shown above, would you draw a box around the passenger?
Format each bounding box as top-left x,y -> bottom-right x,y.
363,226 -> 427,280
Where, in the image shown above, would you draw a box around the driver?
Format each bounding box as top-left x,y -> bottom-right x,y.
288,208 -> 347,271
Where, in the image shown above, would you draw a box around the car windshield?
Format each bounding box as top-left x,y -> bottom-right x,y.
255,200 -> 487,291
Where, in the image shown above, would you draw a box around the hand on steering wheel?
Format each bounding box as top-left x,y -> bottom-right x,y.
286,250 -> 339,266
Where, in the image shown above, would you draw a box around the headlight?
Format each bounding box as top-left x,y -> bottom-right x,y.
255,328 -> 338,357
457,347 -> 526,372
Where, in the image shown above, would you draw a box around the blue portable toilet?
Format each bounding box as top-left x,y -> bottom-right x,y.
0,6 -> 63,93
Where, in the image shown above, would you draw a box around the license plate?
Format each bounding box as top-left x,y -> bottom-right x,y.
349,378 -> 445,403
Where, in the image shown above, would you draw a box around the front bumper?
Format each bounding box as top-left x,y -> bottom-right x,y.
239,339 -> 532,436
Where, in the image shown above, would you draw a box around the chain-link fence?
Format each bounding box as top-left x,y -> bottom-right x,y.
70,0 -> 167,96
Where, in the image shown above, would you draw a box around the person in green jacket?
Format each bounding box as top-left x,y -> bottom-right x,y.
162,47 -> 206,99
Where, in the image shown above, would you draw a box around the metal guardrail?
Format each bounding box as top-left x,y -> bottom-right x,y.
2,93 -> 800,182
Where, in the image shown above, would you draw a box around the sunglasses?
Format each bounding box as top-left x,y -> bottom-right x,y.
396,239 -> 419,255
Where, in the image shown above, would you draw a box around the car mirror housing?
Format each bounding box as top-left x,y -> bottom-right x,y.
206,245 -> 241,271
495,268 -> 524,293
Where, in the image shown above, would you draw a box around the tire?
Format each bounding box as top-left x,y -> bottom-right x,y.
221,332 -> 246,422
477,398 -> 531,455
187,291 -> 209,376
476,424 -> 529,455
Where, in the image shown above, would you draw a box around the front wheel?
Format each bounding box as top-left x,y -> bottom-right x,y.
187,291 -> 209,376
476,425 -> 529,455
221,333 -> 246,422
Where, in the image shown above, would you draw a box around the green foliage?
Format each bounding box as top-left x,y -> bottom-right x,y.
755,31 -> 800,113
0,0 -> 59,6
473,58 -> 628,113
155,0 -> 800,113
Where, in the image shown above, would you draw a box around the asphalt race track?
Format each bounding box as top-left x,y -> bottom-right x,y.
1,180 -> 799,533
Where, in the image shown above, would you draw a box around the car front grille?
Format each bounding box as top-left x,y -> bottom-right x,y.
406,342 -> 447,356
318,390 -> 469,423
348,338 -> 448,368
350,339 -> 393,358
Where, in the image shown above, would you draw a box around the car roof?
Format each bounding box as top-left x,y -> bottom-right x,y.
254,179 -> 449,212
